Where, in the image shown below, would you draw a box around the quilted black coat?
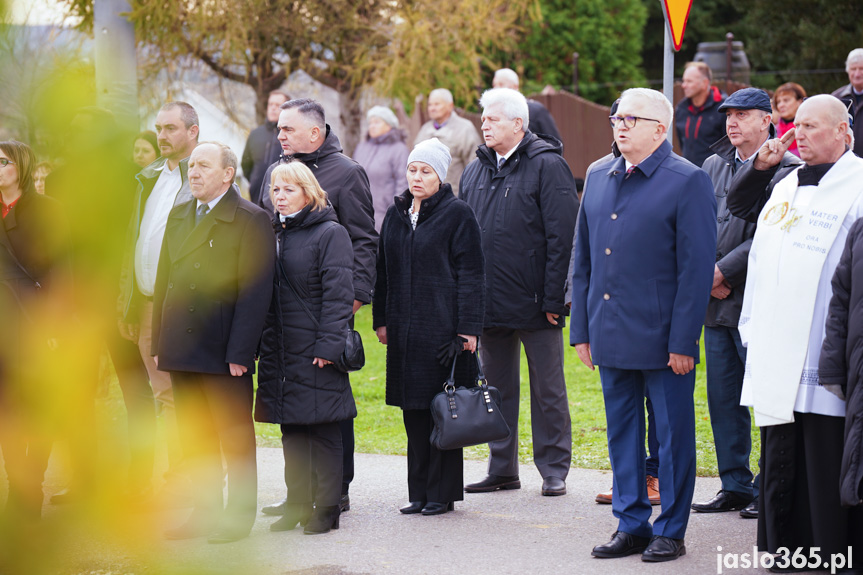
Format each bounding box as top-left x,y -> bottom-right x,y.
820,217 -> 863,508
255,203 -> 357,425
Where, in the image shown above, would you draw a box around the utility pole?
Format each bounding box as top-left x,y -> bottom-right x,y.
93,0 -> 138,132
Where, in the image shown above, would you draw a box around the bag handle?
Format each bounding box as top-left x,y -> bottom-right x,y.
443,347 -> 495,420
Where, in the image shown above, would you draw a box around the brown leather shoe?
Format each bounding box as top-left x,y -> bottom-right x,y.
595,487 -> 612,504
596,476 -> 660,505
646,475 -> 661,506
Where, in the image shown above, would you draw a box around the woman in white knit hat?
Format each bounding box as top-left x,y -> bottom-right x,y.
372,138 -> 486,516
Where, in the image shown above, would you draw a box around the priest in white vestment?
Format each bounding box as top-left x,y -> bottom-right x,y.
729,94 -> 863,565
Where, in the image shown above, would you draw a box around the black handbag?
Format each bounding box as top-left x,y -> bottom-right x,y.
430,351 -> 511,451
276,256 -> 365,373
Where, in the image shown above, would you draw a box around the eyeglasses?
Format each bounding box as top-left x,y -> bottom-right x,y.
608,116 -> 661,129
0,159 -> 16,167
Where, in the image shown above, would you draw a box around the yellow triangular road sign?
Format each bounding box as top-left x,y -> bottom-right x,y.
661,0 -> 693,52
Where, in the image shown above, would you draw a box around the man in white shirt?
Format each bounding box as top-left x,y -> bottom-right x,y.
118,101 -> 199,493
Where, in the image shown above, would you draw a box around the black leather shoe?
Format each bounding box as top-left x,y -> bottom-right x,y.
691,489 -> 753,513
399,501 -> 425,514
421,501 -> 454,515
739,498 -> 758,519
464,475 -> 521,493
641,536 -> 686,562
262,497 -> 288,516
207,528 -> 250,544
591,531 -> 650,558
541,476 -> 566,496
339,493 -> 350,513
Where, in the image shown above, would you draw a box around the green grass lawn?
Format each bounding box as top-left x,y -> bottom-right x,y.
252,306 -> 761,478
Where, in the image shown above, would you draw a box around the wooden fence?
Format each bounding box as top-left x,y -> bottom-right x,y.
407,81 -> 752,179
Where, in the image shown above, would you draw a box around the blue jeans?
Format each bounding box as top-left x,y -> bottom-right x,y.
704,325 -> 759,497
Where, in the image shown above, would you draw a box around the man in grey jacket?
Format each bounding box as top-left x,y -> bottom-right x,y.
691,88 -> 800,519
118,101 -> 199,494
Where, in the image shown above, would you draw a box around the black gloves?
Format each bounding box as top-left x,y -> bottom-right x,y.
436,336 -> 468,367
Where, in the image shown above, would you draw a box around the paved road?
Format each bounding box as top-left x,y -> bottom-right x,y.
32,447 -> 763,575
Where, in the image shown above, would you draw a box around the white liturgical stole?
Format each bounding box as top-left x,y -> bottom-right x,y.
739,151 -> 863,426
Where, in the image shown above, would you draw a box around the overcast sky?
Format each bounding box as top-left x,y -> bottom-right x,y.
8,0 -> 76,25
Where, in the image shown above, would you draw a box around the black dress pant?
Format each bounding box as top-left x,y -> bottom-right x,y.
759,412 -> 863,561
339,418 -> 354,495
171,371 -> 257,533
106,330 -> 155,493
281,422 -> 343,507
403,409 -> 464,504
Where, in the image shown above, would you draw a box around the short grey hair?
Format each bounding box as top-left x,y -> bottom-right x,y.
493,68 -> 520,89
281,98 -> 326,130
197,141 -> 238,175
479,88 -> 529,131
846,48 -> 863,71
429,88 -> 453,104
160,101 -> 199,130
620,88 -> 674,129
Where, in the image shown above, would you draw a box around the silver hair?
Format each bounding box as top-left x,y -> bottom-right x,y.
429,88 -> 453,104
493,68 -> 520,89
620,88 -> 674,128
479,88 -> 529,131
196,141 -> 238,174
846,48 -> 863,71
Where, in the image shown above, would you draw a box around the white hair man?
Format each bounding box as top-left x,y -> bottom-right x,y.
727,93 -> 863,566
571,88 -> 717,561
414,88 -> 481,196
831,47 -> 863,156
492,68 -> 561,140
460,88 -> 579,499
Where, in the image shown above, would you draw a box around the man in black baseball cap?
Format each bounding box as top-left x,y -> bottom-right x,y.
690,87 -> 800,519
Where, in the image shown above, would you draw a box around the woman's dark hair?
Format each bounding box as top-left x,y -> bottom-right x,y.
135,130 -> 160,158
0,140 -> 37,194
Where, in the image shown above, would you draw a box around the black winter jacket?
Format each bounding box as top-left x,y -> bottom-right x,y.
255,203 -> 357,425
258,126 -> 378,304
241,121 -> 282,206
820,217 -> 863,507
460,131 -> 578,330
725,152 -> 803,224
674,86 -> 727,167
373,185 -> 485,410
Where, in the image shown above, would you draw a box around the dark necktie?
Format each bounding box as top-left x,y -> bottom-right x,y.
498,157 -> 506,171
196,203 -> 210,225
625,166 -> 636,179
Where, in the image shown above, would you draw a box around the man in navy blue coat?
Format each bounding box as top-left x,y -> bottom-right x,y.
570,88 -> 716,562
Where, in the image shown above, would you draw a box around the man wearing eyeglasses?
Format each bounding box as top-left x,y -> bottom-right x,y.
571,88 -> 716,562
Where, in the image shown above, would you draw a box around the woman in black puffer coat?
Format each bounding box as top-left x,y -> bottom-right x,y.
373,138 -> 485,516
821,217 -> 863,510
255,161 -> 355,535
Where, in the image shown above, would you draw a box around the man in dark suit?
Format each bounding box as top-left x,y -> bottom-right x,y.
152,142 -> 274,543
571,88 -> 716,562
